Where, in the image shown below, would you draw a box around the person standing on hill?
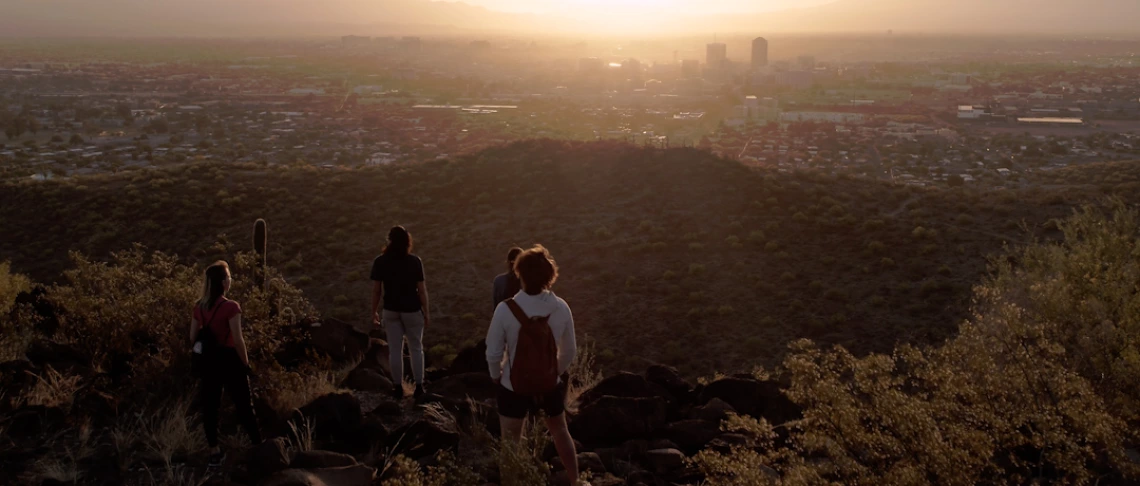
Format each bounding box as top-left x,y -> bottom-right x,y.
492,247 -> 523,310
190,261 -> 262,467
371,226 -> 431,400
486,245 -> 584,485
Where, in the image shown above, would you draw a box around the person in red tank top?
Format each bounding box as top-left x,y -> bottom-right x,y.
189,261 -> 261,466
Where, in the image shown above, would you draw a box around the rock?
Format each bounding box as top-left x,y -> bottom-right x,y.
661,419 -> 721,453
330,417 -> 388,455
646,364 -> 692,398
689,397 -> 736,423
553,452 -> 606,474
577,372 -> 672,407
448,342 -> 488,375
0,360 -> 37,411
572,396 -> 668,445
647,438 -> 680,451
620,439 -> 649,460
291,450 -> 357,469
342,367 -> 393,392
261,465 -> 376,486
297,392 -> 363,442
428,372 -> 497,403
645,448 -> 686,473
708,433 -> 753,454
543,439 -> 585,463
309,318 -> 370,362
587,473 -> 626,486
698,377 -> 801,424
25,341 -> 88,375
357,339 -> 391,376
75,388 -> 119,426
6,405 -> 67,438
248,438 -> 291,481
387,415 -> 460,459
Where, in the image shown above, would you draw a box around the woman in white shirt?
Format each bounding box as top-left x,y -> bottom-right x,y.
486,245 -> 583,485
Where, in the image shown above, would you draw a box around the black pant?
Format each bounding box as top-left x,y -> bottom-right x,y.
200,352 -> 261,447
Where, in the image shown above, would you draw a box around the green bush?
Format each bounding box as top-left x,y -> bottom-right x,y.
694,201 -> 1140,485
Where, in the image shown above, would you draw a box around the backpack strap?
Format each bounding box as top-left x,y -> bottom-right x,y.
504,298 -> 531,325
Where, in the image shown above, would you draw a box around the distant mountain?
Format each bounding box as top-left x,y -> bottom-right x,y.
706,0 -> 1140,34
1,0 -> 1137,37
0,0 -> 538,37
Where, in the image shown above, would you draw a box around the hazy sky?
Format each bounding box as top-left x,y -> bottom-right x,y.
1,0 -> 1137,37
461,0 -> 832,14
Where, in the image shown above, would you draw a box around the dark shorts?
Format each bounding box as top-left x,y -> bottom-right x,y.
497,381 -> 567,419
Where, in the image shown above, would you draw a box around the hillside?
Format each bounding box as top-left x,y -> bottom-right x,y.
2,140 -> 1134,377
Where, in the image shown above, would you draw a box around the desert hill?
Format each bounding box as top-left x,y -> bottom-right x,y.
2,140 -> 1135,376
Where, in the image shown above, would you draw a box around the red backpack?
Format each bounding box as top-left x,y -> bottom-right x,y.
504,298 -> 559,396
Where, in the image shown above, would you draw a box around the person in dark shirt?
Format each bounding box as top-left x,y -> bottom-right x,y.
492,247 -> 523,310
370,226 -> 430,399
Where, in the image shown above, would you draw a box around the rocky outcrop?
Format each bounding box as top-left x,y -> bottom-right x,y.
308,318 -> 370,362
572,395 -> 669,445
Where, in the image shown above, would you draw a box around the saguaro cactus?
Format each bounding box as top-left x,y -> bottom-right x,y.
253,218 -> 267,291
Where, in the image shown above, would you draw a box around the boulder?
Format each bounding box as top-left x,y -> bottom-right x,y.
387,415 -> 460,459
646,364 -> 692,399
543,439 -> 585,463
577,372 -> 672,407
645,448 -> 686,473
309,318 -> 370,362
447,342 -> 488,375
342,367 -> 393,392
328,417 -> 388,455
6,405 -> 67,439
291,450 -> 357,469
357,339 -> 391,376
25,341 -> 88,375
0,360 -> 38,411
708,433 -> 754,454
689,397 -> 736,423
248,437 -> 291,481
660,419 -> 722,454
572,395 -> 668,445
297,392 -> 363,442
698,377 -> 801,424
428,372 -> 497,403
553,452 -> 606,475
261,465 -> 376,486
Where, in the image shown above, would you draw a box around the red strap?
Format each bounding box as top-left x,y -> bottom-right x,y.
504,298 -> 531,325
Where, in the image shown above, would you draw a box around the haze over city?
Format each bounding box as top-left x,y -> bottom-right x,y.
2,0 -> 1140,36
3,0 -> 1140,485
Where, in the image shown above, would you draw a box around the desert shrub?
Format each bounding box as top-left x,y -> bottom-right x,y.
44,248 -> 316,407
0,262 -> 34,360
695,201 -> 1140,485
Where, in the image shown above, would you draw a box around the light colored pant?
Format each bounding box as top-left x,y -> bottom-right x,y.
383,310 -> 425,385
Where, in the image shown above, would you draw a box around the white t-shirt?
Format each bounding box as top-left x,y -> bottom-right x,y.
485,290 -> 577,392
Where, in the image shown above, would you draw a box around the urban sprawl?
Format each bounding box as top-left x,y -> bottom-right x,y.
2,35 -> 1140,188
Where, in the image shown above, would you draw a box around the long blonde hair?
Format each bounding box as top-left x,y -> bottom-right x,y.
198,261 -> 230,310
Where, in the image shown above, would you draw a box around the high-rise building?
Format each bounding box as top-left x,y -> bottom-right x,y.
752,37 -> 769,69
706,43 -> 727,70
681,59 -> 700,78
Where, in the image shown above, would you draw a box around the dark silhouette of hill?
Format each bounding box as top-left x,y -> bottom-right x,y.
1,140 -> 1133,375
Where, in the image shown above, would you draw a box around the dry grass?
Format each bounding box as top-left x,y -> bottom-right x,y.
288,414 -> 316,452
23,367 -> 83,409
137,397 -> 205,470
33,421 -> 96,485
565,335 -> 602,412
